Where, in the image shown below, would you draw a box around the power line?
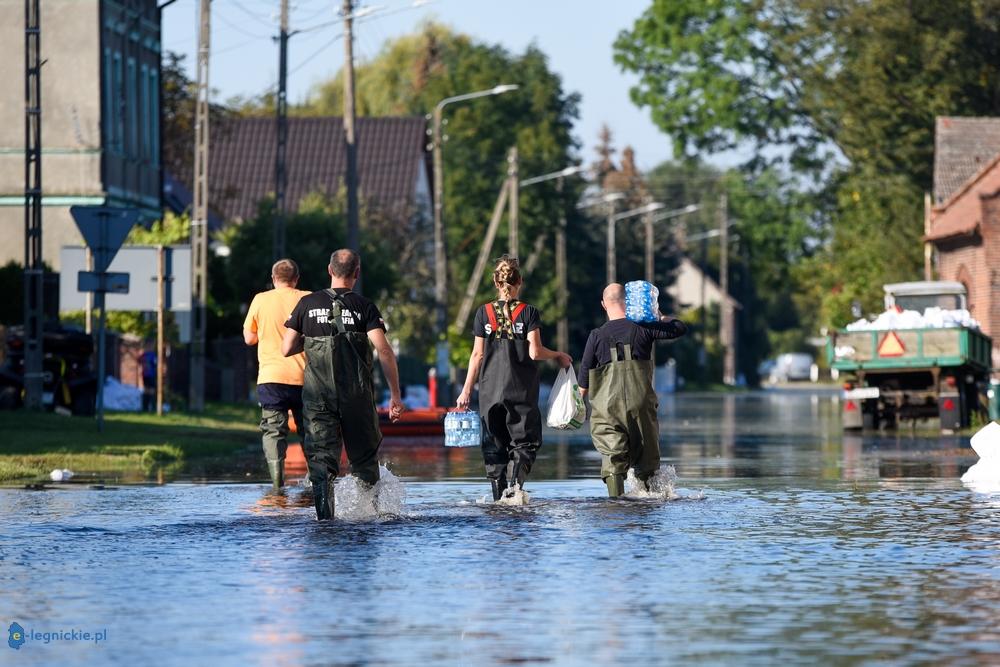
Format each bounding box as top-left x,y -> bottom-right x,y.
214,10 -> 271,39
230,0 -> 275,27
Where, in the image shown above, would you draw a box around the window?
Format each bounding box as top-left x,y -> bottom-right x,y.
141,63 -> 149,161
112,52 -> 123,154
150,69 -> 160,165
127,57 -> 137,159
102,48 -> 113,148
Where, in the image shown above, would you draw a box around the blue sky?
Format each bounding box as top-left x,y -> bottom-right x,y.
161,0 -> 684,171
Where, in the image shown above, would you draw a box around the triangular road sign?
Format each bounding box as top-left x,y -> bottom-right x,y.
70,206 -> 141,273
878,331 -> 906,357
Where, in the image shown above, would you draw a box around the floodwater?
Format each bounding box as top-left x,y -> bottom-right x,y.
3,390 -> 1000,665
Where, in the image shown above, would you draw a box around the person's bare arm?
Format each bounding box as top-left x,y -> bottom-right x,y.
368,328 -> 404,421
281,328 -> 303,357
457,337 -> 486,410
527,329 -> 572,368
243,328 -> 259,346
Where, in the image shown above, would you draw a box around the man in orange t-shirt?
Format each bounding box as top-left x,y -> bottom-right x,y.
243,259 -> 310,491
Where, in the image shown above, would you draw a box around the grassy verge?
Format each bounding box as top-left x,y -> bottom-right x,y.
0,403 -> 261,482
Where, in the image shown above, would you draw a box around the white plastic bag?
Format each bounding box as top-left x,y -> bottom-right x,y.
546,366 -> 586,430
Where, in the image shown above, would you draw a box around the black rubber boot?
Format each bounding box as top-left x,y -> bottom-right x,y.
636,472 -> 652,492
490,478 -> 505,501
605,473 -> 625,498
507,460 -> 527,493
313,476 -> 336,521
267,459 -> 285,492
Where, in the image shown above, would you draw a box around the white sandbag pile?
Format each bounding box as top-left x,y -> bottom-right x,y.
103,376 -> 142,411
961,422 -> 1000,493
846,306 -> 980,331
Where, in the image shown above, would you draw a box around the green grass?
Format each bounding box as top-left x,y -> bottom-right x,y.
0,403 -> 262,482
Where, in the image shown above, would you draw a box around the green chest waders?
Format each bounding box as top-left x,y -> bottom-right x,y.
302,291 -> 382,519
588,342 -> 661,496
478,301 -> 542,498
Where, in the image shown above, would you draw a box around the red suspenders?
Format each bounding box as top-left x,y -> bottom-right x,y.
484,302 -> 527,339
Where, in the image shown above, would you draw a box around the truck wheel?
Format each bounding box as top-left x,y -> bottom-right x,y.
862,405 -> 878,430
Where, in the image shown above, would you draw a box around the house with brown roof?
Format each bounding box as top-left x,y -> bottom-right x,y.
927,117 -> 1000,373
183,116 -> 432,226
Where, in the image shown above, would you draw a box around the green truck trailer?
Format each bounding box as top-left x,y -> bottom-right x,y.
826,282 -> 994,431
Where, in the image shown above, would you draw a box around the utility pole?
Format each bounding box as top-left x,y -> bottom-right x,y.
644,195 -> 656,365
343,0 -> 360,259
923,192 -> 933,280
555,176 -> 569,355
718,193 -> 735,385
23,0 -> 44,411
508,147 -> 519,257
273,0 -> 289,262
189,0 -> 210,412
699,233 -> 707,374
643,197 -> 655,285
606,199 -> 617,284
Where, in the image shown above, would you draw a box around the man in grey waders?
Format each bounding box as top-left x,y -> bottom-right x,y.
281,250 -> 404,520
578,283 -> 687,497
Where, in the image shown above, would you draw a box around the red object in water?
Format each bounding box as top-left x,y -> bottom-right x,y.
378,407 -> 447,436
845,400 -> 858,412
943,398 -> 955,411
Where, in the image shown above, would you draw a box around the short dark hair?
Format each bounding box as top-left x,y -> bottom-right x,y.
329,249 -> 360,278
272,258 -> 299,284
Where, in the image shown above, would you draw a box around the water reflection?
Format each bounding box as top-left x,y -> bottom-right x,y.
3,389 -> 997,666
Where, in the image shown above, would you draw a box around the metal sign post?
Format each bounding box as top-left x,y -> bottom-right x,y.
70,206 -> 140,431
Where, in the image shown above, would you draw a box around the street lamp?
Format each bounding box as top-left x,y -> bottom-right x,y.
519,164 -> 588,354
428,83 -> 519,405
607,199 -> 663,284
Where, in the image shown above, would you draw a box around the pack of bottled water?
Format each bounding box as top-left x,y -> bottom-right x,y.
444,410 -> 482,447
625,280 -> 661,322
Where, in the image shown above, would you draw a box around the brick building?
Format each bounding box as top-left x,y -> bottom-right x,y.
928,117 -> 1000,374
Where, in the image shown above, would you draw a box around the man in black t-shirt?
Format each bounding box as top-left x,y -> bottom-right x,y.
281,249 -> 404,521
579,283 -> 687,497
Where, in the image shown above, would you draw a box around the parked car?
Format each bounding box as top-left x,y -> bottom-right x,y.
769,353 -> 815,383
0,325 -> 98,415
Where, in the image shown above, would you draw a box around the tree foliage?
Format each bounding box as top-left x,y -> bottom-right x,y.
615,0 -> 1000,333
299,23 -> 581,363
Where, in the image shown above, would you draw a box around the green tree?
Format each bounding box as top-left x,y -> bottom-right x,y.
299,23 -> 581,364
614,0 -> 1000,331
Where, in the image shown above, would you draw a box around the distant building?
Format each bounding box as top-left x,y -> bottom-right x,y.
666,256 -> 741,314
927,116 -> 1000,372
175,116 -> 432,227
0,0 -> 162,271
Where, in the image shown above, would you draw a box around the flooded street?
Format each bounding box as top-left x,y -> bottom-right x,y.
4,390 -> 1000,665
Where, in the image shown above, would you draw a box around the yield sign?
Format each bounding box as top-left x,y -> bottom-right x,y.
877,331 -> 906,357
70,206 -> 141,273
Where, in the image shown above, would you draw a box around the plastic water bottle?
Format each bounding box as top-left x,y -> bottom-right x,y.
445,410 -> 481,447
625,280 -> 659,322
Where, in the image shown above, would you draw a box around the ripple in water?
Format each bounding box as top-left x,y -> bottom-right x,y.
334,465 -> 407,520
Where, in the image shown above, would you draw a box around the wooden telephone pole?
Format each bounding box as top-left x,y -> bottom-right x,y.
508,146 -> 519,257
273,0 -> 289,262
718,193 -> 736,385
189,0 -> 210,412
343,0 -> 359,257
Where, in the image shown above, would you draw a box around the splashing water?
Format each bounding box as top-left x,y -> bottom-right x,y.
496,485 -> 531,506
474,484 -> 532,506
624,466 -> 679,500
334,465 -> 406,520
